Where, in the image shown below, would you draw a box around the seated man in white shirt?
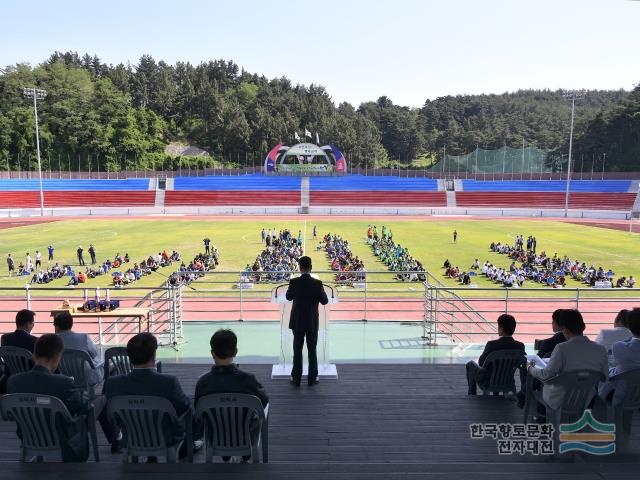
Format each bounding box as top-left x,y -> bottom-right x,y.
599,308 -> 640,401
527,309 -> 608,411
54,311 -> 103,384
595,309 -> 631,355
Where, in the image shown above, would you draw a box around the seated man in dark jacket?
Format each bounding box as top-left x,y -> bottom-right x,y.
195,329 -> 269,462
104,333 -> 198,454
195,329 -> 269,406
7,334 -> 91,462
466,314 -> 525,395
535,309 -> 566,358
1,309 -> 38,352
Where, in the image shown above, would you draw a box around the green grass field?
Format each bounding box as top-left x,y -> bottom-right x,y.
1,217 -> 638,297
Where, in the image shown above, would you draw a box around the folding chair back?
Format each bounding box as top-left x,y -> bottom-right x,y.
104,347 -> 131,379
58,349 -> 98,395
610,368 -> 640,409
196,393 -> 267,463
107,395 -> 183,462
0,393 -> 73,461
480,350 -> 526,395
609,368 -> 640,452
103,347 -> 161,380
546,370 -> 605,419
0,346 -> 33,375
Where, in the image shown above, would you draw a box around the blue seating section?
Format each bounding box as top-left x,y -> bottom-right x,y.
461,180 -> 632,193
310,175 -> 438,191
0,179 -> 149,191
173,174 -> 300,191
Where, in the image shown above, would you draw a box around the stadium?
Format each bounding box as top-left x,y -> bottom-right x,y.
2,1 -> 640,478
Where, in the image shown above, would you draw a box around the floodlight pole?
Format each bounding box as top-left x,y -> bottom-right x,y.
23,87 -> 47,217
563,90 -> 583,217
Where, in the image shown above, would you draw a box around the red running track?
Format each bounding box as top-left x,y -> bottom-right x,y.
1,295 -> 637,344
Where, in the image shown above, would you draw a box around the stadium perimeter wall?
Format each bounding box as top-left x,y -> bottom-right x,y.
0,205 -> 634,219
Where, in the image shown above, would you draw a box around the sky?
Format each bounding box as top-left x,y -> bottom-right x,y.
1,0 -> 639,107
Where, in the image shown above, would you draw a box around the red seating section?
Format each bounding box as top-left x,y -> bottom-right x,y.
310,191 -> 447,206
457,192 -> 637,210
0,191 -> 155,208
0,192 -> 40,208
165,191 -> 300,206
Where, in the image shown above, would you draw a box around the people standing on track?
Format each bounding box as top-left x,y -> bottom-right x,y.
453,230 -> 458,243
7,253 -> 14,277
77,246 -> 85,266
88,244 -> 97,264
47,244 -> 54,261
203,237 -> 211,254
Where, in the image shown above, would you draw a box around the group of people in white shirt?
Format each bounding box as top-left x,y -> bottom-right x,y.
467,307 -> 640,420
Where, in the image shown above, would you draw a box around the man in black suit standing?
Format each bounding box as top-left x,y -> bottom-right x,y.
466,314 -> 525,395
536,309 -> 566,358
1,309 -> 37,352
7,334 -> 92,461
286,256 -> 329,386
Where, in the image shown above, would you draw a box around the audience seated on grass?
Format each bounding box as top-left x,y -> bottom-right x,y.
1,309 -> 37,352
170,250 -> 217,287
526,309 -> 608,411
195,329 -> 269,463
367,225 -> 425,282
322,233 -> 365,285
466,314 -> 525,395
30,263 -> 68,285
250,228 -> 302,283
112,249 -> 180,288
489,236 -> 635,288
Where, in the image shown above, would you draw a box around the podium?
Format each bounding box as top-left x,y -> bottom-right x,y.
270,281 -> 338,379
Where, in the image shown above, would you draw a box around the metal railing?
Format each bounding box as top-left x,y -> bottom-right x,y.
3,168 -> 638,180
0,285 -> 182,347
0,271 -> 637,346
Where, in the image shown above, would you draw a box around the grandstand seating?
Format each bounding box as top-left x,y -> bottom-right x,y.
165,191 -> 300,206
0,178 -> 154,208
0,179 -> 150,191
309,175 -> 446,206
459,180 -> 637,210
310,175 -> 439,191
166,175 -> 301,206
0,175 -> 637,211
172,175 -> 300,191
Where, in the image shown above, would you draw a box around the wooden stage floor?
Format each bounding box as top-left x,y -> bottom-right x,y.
1,363 -> 639,479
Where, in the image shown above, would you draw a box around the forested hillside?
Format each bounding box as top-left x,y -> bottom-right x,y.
0,52 -> 637,171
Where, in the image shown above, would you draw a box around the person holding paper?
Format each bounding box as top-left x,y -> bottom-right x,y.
526,309 -> 608,410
